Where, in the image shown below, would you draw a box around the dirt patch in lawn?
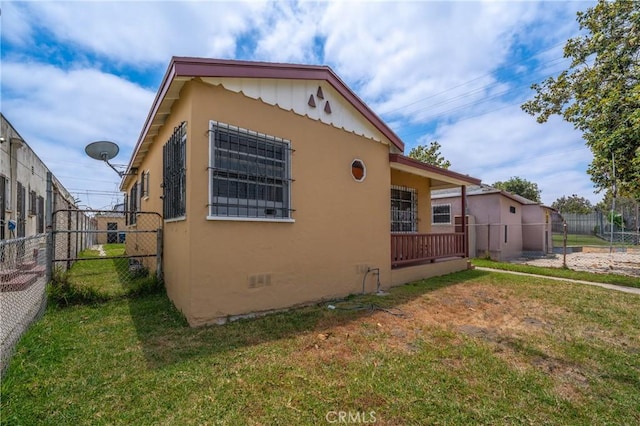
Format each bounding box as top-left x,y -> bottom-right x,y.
519,251 -> 640,277
297,282 -> 589,398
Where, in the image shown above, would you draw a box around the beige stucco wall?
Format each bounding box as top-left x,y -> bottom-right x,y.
126,79 -> 472,326
124,89 -> 193,315
181,81 -> 392,325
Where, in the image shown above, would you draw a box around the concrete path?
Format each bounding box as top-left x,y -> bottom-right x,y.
91,245 -> 106,256
475,267 -> 640,295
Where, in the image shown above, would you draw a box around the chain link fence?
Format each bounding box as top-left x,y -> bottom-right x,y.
559,211 -> 640,245
51,210 -> 162,297
0,234 -> 48,374
468,221 -> 639,278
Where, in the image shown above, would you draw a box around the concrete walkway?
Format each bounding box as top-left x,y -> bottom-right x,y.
475,267 -> 640,295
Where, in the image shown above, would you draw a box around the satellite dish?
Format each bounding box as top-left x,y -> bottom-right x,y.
85,140 -> 120,161
85,140 -> 131,177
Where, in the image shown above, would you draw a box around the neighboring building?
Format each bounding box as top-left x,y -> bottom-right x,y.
0,113 -> 76,240
94,212 -> 126,244
431,185 -> 555,260
121,57 -> 481,326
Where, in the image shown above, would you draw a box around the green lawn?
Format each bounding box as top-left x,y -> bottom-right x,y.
552,233 -> 630,247
56,243 -> 158,300
471,258 -> 640,289
2,270 -> 639,424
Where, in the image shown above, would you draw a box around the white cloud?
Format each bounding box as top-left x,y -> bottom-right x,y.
252,1 -> 327,63
0,0 -> 603,209
7,1 -> 267,65
320,1 -> 540,114
0,1 -> 33,46
2,61 -> 155,208
420,105 -> 600,205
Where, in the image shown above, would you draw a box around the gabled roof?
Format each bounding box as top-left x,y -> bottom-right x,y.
122,57 -> 404,189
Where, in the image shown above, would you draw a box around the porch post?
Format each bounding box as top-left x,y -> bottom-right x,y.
461,185 -> 468,258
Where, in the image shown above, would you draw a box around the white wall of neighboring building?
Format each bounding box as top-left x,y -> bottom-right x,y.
0,113 -> 75,239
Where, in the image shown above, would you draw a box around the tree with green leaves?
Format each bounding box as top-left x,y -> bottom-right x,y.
551,194 -> 593,214
493,177 -> 541,202
408,141 -> 451,169
522,0 -> 640,198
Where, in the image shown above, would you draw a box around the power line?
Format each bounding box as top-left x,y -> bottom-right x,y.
378,40 -> 568,117
390,59 -> 573,141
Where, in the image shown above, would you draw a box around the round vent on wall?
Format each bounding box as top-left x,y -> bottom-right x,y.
351,159 -> 366,182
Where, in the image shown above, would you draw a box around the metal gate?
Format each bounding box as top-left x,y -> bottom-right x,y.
51,209 -> 163,290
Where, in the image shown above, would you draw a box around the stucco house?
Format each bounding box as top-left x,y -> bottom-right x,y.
94,212 -> 126,244
120,57 -> 481,326
431,185 -> 555,260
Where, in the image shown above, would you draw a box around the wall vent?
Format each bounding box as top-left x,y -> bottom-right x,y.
248,273 -> 272,288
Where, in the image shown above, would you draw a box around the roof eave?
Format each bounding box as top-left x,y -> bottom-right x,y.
122,57 -> 405,190
390,154 -> 481,188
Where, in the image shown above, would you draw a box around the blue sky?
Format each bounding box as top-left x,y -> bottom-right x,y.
1,0 -> 598,209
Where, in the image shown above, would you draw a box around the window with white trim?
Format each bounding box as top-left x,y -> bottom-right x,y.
208,121 -> 292,220
432,204 -> 451,224
391,185 -> 417,232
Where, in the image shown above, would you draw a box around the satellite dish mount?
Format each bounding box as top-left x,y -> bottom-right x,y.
85,141 -> 135,177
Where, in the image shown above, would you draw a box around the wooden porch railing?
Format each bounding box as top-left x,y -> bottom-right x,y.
391,233 -> 465,268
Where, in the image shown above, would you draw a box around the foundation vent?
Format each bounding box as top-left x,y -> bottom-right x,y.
248,273 -> 272,288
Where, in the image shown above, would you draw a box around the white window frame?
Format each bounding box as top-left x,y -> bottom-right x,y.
207,121 -> 294,222
432,203 -> 452,225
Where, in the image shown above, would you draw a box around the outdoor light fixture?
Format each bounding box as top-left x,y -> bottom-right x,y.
85,140 -> 136,177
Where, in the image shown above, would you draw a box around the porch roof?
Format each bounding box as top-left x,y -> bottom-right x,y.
389,154 -> 481,190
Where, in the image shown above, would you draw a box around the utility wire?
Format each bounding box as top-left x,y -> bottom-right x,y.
378,40 -> 568,117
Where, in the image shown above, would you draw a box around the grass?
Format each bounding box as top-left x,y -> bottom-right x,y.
552,233 -> 631,247
471,258 -> 640,289
2,270 -> 640,424
48,243 -> 161,305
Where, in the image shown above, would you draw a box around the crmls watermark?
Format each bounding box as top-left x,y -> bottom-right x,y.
325,411 -> 377,424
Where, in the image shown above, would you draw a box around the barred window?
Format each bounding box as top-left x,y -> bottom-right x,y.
16,182 -> 25,237
432,204 -> 451,224
0,176 -> 6,239
163,122 -> 187,220
129,183 -> 138,225
29,190 -> 37,215
208,121 -> 293,220
391,186 -> 417,233
37,195 -> 44,233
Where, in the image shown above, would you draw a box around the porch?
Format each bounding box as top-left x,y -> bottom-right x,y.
388,154 -> 481,272
391,232 -> 465,268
